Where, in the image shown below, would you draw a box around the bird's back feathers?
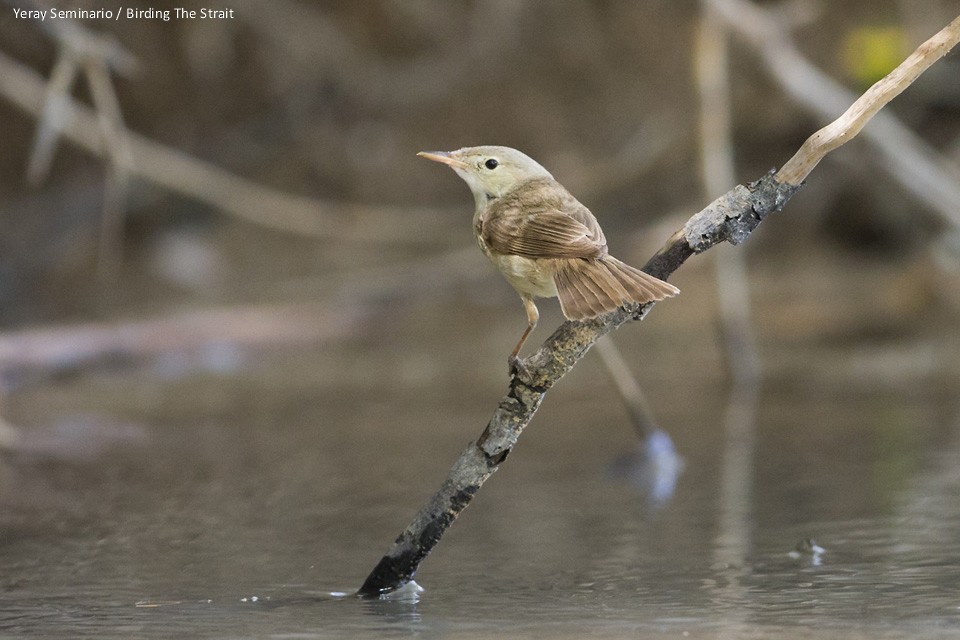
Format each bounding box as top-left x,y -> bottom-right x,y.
480,178 -> 606,260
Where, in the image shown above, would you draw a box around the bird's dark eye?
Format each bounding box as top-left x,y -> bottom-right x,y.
484,158 -> 499,170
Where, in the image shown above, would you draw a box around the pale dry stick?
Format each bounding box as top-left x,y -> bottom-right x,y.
280,246 -> 484,302
18,10 -> 136,285
697,0 -> 761,494
0,302 -> 363,450
357,16 -> 960,597
0,247 -> 481,388
26,52 -> 81,186
23,5 -> 138,184
96,164 -> 130,285
0,247 -> 484,451
84,59 -> 135,283
710,0 -> 960,227
776,10 -> 960,186
24,36 -> 134,282
32,9 -> 138,76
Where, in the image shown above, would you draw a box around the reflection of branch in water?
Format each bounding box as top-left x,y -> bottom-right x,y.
594,336 -> 683,506
895,404 -> 960,549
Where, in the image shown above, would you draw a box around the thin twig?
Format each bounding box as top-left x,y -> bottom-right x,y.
26,51 -> 81,186
357,15 -> 959,597
775,11 -> 960,186
709,0 -> 960,228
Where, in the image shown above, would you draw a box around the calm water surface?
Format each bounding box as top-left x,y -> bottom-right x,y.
2,265 -> 960,638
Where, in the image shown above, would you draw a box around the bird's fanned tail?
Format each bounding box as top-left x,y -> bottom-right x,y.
555,256 -> 679,321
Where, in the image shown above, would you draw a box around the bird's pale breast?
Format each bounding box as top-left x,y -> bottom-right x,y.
492,253 -> 559,298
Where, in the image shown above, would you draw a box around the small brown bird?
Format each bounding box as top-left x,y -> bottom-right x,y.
419,145 -> 678,369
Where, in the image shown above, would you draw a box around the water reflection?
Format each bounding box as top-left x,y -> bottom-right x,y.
2,261 -> 960,638
608,429 -> 684,507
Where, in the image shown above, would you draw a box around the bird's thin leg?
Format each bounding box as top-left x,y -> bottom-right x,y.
508,296 -> 539,374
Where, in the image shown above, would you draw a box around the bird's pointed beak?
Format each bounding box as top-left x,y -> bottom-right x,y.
417,150 -> 469,169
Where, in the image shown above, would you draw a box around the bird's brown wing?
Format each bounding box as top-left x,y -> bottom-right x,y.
481,178 -> 607,260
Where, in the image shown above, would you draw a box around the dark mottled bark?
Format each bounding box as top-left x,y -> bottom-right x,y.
356,172 -> 799,597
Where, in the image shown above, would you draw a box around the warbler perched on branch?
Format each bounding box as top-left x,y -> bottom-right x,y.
419,145 -> 678,372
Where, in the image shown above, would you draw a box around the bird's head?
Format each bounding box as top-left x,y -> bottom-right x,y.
418,146 -> 553,209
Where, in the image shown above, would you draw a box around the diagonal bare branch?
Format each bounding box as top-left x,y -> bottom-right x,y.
357,14 -> 960,597
708,0 -> 960,228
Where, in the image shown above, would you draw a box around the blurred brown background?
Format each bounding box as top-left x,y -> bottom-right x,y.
1,0 -> 957,326
2,2 -> 960,635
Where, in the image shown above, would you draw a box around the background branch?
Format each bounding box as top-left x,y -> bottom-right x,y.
697,6 -> 760,630
0,303 -> 360,386
709,0 -> 960,228
0,50 -> 457,243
